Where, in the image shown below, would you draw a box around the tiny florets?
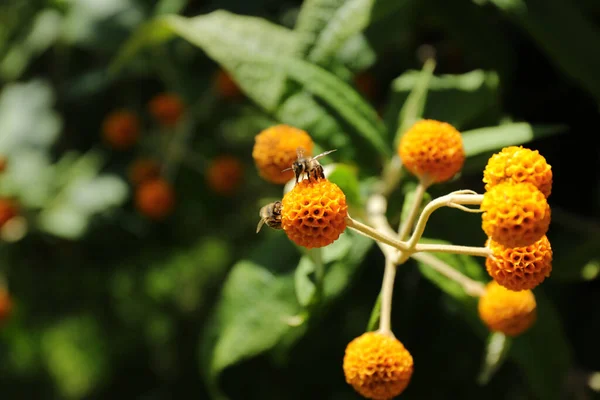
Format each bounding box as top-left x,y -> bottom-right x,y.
486,235 -> 552,291
148,93 -> 185,127
206,155 -> 244,196
343,332 -> 414,400
281,178 -> 347,248
135,179 -> 175,220
481,182 -> 551,248
483,146 -> 553,198
253,125 -> 314,184
102,110 -> 140,150
478,281 -> 537,336
398,119 -> 465,183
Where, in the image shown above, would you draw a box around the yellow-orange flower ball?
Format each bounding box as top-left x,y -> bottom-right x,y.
486,235 -> 552,291
398,119 -> 465,183
481,182 -> 551,248
148,93 -> 185,127
483,146 -> 553,198
343,332 -> 414,400
253,125 -> 314,184
135,179 -> 175,220
0,288 -> 12,324
281,178 -> 347,249
206,155 -> 244,196
0,199 -> 18,229
102,110 -> 140,150
128,158 -> 161,186
215,69 -> 243,100
478,281 -> 537,336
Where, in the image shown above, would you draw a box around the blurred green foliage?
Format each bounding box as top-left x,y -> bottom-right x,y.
1,0 -> 599,399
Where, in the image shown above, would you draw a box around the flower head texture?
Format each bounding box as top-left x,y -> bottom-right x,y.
148,93 -> 185,127
486,235 -> 552,291
135,179 -> 175,220
398,119 -> 465,183
128,158 -> 161,186
253,125 -> 314,184
281,178 -> 347,248
483,146 -> 552,198
0,199 -> 18,228
481,182 -> 551,248
102,110 -> 140,150
206,155 -> 244,196
343,332 -> 414,400
478,281 -> 537,336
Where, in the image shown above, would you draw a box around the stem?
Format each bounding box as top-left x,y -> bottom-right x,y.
378,259 -> 397,335
411,252 -> 486,297
398,180 -> 430,240
345,216 -> 410,252
414,243 -> 492,258
407,193 -> 484,248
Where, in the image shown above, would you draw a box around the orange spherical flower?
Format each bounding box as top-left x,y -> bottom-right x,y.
343,332 -> 414,400
483,146 -> 553,198
135,179 -> 175,220
478,280 -> 537,336
481,182 -> 551,248
486,235 -> 552,291
398,119 -> 465,183
0,199 -> 18,228
102,110 -> 140,150
128,158 -> 161,186
206,155 -> 244,196
215,69 -> 243,100
281,178 -> 347,249
0,288 -> 12,323
252,125 -> 314,184
148,93 -> 185,127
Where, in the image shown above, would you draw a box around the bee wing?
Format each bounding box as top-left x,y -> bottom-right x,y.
256,218 -> 266,233
312,149 -> 337,160
296,147 -> 306,159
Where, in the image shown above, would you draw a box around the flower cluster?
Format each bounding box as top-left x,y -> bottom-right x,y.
253,124 -> 347,248
481,146 -> 553,291
251,119 -> 556,397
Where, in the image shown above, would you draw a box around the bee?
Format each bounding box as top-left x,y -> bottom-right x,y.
283,147 -> 337,184
256,201 -> 283,233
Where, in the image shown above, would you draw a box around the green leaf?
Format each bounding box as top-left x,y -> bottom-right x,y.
294,0 -> 347,56
477,332 -> 512,385
306,0 -> 377,65
391,69 -> 500,130
41,316 -> 108,399
295,256 -> 320,307
201,261 -> 300,400
550,235 -> 600,282
462,123 -> 566,157
488,0 -> 600,103
393,58 -> 436,147
112,11 -> 302,112
366,292 -> 382,331
112,12 -> 389,158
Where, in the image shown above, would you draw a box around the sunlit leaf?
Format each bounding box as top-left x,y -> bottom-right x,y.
477,332 -> 512,385
462,123 -> 566,157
